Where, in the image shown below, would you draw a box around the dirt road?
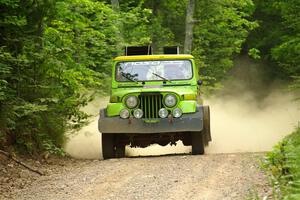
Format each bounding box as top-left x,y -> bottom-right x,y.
4,153 -> 270,200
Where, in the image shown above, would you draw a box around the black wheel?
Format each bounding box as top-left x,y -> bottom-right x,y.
203,106 -> 211,146
191,132 -> 205,155
102,133 -> 115,159
115,145 -> 126,158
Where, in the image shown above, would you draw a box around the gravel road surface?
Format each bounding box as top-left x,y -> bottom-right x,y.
2,153 -> 271,200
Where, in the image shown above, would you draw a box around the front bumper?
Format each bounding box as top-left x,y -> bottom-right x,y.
98,106 -> 204,134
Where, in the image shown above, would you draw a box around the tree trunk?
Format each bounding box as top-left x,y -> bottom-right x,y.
184,0 -> 195,54
111,0 -> 120,11
150,0 -> 160,53
111,0 -> 124,55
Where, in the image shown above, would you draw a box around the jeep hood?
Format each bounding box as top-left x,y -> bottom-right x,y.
111,84 -> 198,99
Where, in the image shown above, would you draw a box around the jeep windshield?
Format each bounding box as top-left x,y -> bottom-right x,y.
116,60 -> 193,82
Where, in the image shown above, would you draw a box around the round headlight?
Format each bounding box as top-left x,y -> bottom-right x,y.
125,96 -> 138,108
172,108 -> 182,118
120,109 -> 130,119
164,94 -> 177,107
158,108 -> 168,118
133,109 -> 143,119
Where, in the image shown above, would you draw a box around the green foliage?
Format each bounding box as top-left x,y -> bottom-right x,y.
118,2 -> 152,46
247,0 -> 300,79
248,48 -> 261,60
0,0 -> 150,154
141,0 -> 184,51
245,189 -> 260,200
0,0 -> 101,154
264,128 -> 300,199
272,36 -> 300,76
0,48 -> 12,102
159,0 -> 187,45
193,0 -> 258,84
47,0 -> 118,73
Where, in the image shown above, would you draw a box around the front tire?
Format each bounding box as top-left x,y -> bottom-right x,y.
203,106 -> 211,146
102,133 -> 115,159
115,145 -> 125,158
191,132 -> 205,155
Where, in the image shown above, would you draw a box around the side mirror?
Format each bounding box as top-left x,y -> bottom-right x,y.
197,80 -> 203,86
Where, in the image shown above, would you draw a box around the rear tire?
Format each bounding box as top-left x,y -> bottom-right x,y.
102,133 -> 115,159
191,132 -> 205,155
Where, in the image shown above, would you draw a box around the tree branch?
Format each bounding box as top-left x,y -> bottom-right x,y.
0,150 -> 44,176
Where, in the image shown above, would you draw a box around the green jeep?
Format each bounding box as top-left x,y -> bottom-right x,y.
99,47 -> 211,159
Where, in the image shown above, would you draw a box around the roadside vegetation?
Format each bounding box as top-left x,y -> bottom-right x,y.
0,0 -> 299,199
0,0 -> 299,162
264,128 -> 300,199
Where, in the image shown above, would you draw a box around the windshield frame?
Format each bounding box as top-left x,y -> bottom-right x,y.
114,59 -> 194,83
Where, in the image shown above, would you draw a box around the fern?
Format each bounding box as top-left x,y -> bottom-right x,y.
265,128 -> 300,199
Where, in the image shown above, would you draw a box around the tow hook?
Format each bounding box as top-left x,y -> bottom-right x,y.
128,116 -> 133,124
168,114 -> 173,124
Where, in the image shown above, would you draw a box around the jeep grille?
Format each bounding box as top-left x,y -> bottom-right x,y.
138,93 -> 163,119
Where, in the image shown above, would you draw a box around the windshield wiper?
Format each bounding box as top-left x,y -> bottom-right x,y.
152,73 -> 171,82
121,72 -> 137,82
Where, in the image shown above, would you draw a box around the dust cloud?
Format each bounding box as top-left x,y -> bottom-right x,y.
205,91 -> 300,154
64,97 -> 108,159
64,57 -> 300,159
204,56 -> 300,153
64,90 -> 299,159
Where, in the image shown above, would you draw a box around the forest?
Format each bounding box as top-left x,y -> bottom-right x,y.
0,0 -> 299,198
